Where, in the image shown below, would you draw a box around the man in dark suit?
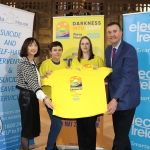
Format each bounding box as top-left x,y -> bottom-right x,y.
105,22 -> 140,150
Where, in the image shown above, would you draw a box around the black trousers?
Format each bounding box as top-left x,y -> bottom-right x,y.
112,108 -> 136,150
76,116 -> 97,150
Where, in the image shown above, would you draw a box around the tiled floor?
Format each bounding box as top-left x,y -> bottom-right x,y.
33,101 -> 114,150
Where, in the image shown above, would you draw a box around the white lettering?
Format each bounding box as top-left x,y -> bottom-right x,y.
132,117 -> 150,138
129,22 -> 150,42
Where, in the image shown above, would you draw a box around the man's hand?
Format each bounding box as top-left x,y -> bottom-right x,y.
107,98 -> 118,115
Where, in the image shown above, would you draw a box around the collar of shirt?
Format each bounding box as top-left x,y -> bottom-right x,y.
111,40 -> 122,66
112,40 -> 122,53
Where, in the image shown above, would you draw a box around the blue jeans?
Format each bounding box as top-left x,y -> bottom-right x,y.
45,105 -> 62,150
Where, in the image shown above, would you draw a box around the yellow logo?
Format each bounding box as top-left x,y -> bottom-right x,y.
82,64 -> 93,69
70,76 -> 82,100
56,21 -> 70,39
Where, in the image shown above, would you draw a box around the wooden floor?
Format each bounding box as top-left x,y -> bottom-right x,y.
33,101 -> 114,150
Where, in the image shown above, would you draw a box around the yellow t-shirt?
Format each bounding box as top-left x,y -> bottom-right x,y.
71,55 -> 105,69
41,67 -> 112,118
39,59 -> 67,98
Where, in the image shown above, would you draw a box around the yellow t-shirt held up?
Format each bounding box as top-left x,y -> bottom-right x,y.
41,67 -> 112,119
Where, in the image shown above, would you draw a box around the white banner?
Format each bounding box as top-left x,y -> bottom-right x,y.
0,4 -> 34,149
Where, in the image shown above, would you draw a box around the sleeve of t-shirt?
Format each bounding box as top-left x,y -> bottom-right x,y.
41,74 -> 53,86
98,67 -> 112,78
70,58 -> 75,69
39,61 -> 46,77
63,60 -> 68,68
98,56 -> 106,67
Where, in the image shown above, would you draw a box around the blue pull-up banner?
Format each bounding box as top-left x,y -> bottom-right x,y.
123,12 -> 150,150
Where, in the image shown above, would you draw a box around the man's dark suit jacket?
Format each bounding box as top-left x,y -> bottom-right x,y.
105,40 -> 140,110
